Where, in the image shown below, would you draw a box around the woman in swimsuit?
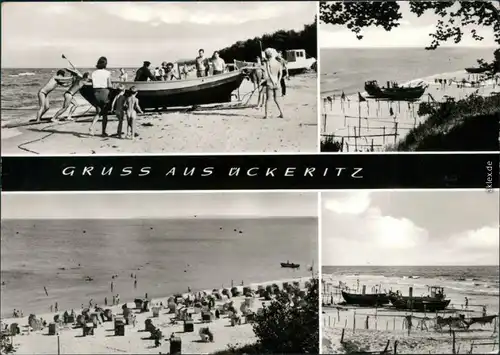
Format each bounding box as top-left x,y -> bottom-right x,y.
34,70 -> 71,122
51,72 -> 90,122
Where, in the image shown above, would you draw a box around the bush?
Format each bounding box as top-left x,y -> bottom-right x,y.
321,136 -> 343,152
252,278 -> 319,354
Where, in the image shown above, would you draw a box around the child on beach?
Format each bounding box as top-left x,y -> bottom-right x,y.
111,84 -> 127,138
263,48 -> 284,119
124,86 -> 143,140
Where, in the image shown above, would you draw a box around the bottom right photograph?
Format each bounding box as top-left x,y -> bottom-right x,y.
321,190 -> 500,355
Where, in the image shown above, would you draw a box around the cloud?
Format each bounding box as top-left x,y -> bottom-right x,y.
322,191 -> 499,266
323,191 -> 371,215
452,225 -> 499,250
96,2 -> 310,25
367,209 -> 428,249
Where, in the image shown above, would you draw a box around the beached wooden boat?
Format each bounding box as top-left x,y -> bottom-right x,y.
280,262 -> 300,269
389,296 -> 451,312
341,291 -> 390,307
79,70 -> 245,110
388,286 -> 450,312
364,80 -> 427,100
465,67 -> 488,74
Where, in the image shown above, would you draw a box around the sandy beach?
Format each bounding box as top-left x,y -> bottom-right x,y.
320,70 -> 500,152
1,277 -> 311,354
1,73 -> 317,155
322,274 -> 499,354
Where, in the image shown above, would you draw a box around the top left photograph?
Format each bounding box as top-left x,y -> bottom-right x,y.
1,1 -> 318,155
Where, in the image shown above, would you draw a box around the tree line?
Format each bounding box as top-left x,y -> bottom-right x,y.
217,18 -> 317,63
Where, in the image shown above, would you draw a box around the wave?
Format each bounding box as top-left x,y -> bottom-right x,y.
9,72 -> 36,77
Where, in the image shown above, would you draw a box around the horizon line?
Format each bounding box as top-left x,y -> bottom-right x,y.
322,264 -> 499,267
1,215 -> 318,220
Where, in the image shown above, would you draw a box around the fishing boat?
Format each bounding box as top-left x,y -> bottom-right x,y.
341,291 -> 390,307
280,261 -> 300,269
78,70 -> 246,110
389,286 -> 451,312
283,49 -> 316,76
364,80 -> 427,100
234,49 -> 316,76
465,67 -> 488,74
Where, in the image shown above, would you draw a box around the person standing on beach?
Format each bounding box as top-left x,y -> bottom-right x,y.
134,279 -> 137,289
111,84 -> 127,138
263,48 -> 284,119
89,56 -> 112,137
465,297 -> 468,308
55,302 -> 58,312
119,68 -> 128,82
125,86 -> 143,140
51,72 -> 90,122
211,51 -> 226,75
104,297 -> 107,306
111,281 -> 114,293
33,70 -> 72,122
195,49 -> 208,78
277,51 -> 289,97
134,61 -> 156,81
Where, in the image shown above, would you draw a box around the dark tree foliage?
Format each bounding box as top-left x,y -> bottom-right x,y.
251,278 -> 319,354
321,136 -> 343,152
320,1 -> 500,74
217,19 -> 317,63
394,93 -> 500,151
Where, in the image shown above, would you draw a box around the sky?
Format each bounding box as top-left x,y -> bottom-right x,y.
322,190 -> 500,266
320,1 -> 498,48
1,192 -> 318,219
1,2 -> 316,68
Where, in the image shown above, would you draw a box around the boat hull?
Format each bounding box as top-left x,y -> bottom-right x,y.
280,263 -> 300,269
364,82 -> 427,101
465,67 -> 488,74
341,291 -> 390,307
79,71 -> 245,110
389,296 -> 450,312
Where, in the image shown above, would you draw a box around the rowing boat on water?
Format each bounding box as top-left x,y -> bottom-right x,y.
79,70 -> 245,110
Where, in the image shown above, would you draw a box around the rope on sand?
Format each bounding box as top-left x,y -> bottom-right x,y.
16,105 -> 94,154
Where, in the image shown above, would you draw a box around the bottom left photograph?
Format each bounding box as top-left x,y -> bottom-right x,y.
0,192 -> 319,355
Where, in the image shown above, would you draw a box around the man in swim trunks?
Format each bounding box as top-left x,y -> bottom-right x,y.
263,48 -> 284,119
34,70 -> 72,122
195,49 -> 208,78
51,72 -> 90,122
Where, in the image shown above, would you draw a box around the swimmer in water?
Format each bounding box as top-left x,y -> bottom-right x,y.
124,86 -> 143,140
51,72 -> 90,122
33,70 -> 73,122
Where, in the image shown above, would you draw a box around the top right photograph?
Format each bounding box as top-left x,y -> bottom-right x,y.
319,1 -> 499,153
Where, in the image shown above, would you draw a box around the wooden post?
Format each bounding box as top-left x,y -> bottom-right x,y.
386,320 -> 388,330
323,113 -> 327,133
341,137 -> 345,152
354,126 -> 358,151
57,334 -> 61,355
394,122 -> 398,144
362,285 -> 366,295
340,328 -> 345,343
452,330 -> 456,354
358,102 -> 362,136
353,311 -> 356,333
393,340 -> 398,354
344,319 -> 347,328
393,317 -> 395,330
371,139 -> 374,152
383,126 -> 386,144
